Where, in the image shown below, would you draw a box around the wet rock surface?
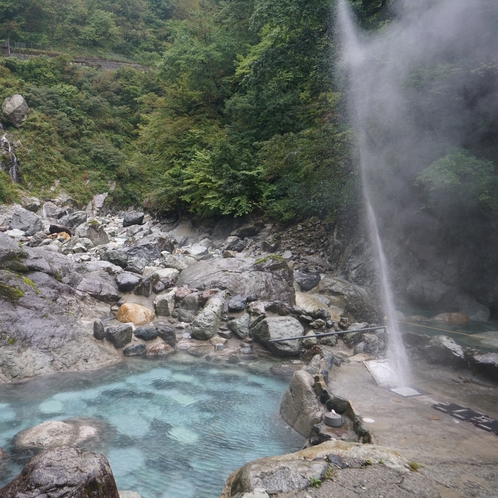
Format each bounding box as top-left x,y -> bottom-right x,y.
0,446 -> 120,498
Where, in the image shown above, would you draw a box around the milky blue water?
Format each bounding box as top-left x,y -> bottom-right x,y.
0,356 -> 303,497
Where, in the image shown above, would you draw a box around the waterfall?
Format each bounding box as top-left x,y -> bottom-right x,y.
0,124 -> 20,183
337,0 -> 410,386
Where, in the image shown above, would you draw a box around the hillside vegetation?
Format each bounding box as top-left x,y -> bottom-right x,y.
1,0 -> 498,231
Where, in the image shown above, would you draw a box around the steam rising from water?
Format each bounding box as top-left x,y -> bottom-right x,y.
338,0 -> 498,381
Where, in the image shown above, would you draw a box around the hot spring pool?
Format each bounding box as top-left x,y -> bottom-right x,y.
0,355 -> 304,497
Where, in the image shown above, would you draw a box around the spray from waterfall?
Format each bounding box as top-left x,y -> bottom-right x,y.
337,0 -> 410,386
0,124 -> 20,183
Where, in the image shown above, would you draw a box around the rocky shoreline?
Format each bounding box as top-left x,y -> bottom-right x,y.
0,194 -> 497,497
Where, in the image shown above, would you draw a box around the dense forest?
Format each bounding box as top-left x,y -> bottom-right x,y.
0,0 -> 497,233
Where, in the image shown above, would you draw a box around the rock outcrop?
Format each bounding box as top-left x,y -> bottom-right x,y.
2,94 -> 29,127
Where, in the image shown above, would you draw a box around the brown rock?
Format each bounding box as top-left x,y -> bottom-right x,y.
146,343 -> 175,357
116,303 -> 155,325
432,312 -> 468,324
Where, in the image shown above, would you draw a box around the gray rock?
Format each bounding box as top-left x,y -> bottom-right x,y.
318,276 -> 380,322
177,257 -> 295,305
123,343 -> 146,356
230,457 -> 328,495
0,230 -> 27,270
9,207 -> 43,235
157,324 -> 177,348
2,94 -> 29,127
105,324 -> 133,349
116,272 -> 141,292
119,492 -> 142,498
224,236 -> 246,252
0,446 -> 120,497
123,211 -> 145,227
134,273 -> 160,297
59,210 -> 88,228
253,317 -> 304,357
133,326 -> 158,341
302,331 -> 319,348
178,292 -> 200,323
161,253 -> 196,270
424,335 -> 465,367
228,295 -> 247,312
21,195 -> 41,212
76,271 -> 121,302
93,320 -> 105,340
75,221 -> 110,246
279,370 -> 324,437
465,350 -> 498,381
154,290 -> 175,317
228,313 -> 251,339
294,271 -> 321,291
191,292 -> 226,340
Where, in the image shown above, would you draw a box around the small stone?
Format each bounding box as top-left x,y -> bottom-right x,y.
146,343 -> 175,357
133,326 -> 158,341
93,320 -> 105,340
105,324 -> 133,349
123,344 -> 146,356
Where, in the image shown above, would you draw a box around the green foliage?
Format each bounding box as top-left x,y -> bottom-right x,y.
415,150 -> 496,215
0,171 -> 19,203
309,476 -> 322,488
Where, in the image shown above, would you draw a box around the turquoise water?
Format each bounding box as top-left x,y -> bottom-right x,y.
0,356 -> 304,497
398,306 -> 498,352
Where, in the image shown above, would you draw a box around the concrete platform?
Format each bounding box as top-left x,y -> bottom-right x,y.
286,356 -> 498,498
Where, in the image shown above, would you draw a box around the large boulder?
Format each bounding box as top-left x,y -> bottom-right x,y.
0,446 -> 120,497
424,335 -> 465,367
76,271 -> 121,302
9,207 -> 43,236
13,418 -> 102,450
176,257 -> 295,305
465,350 -> 498,381
105,323 -> 133,348
191,292 -> 226,340
295,292 -> 342,321
75,221 -> 110,246
279,370 -> 324,437
122,211 -> 144,227
221,440 -> 410,498
2,94 -> 29,127
0,230 -> 27,271
318,276 -> 380,322
252,317 -> 304,357
229,458 -> 328,496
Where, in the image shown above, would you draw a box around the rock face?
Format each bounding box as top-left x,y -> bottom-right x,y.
279,370 -> 324,437
2,94 -> 29,127
177,257 -> 295,304
253,317 -> 304,357
0,446 -> 120,497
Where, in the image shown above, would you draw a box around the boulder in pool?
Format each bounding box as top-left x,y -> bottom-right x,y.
0,446 -> 120,497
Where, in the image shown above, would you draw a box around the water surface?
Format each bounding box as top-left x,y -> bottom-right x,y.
0,355 -> 303,497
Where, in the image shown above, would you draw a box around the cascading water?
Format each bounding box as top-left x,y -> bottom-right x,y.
0,124 -> 20,183
337,0 -> 410,386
